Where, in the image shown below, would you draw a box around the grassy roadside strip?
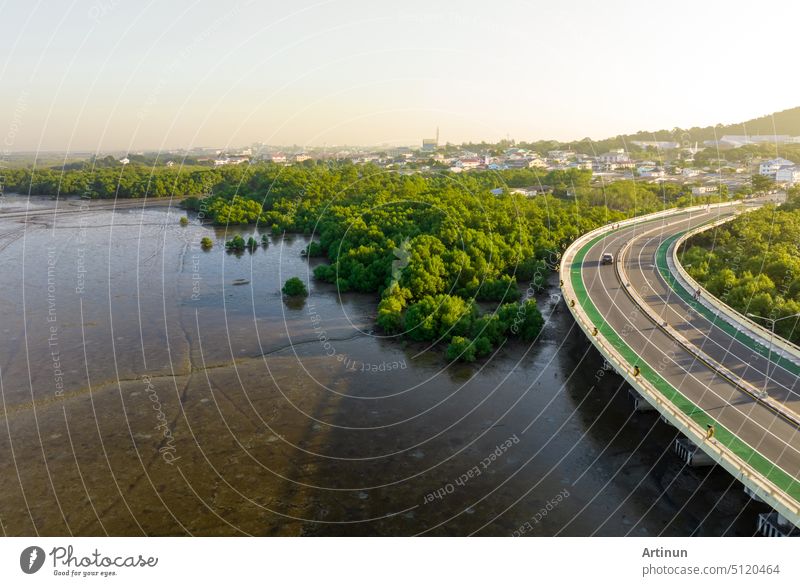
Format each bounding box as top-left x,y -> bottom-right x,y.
572,232 -> 800,501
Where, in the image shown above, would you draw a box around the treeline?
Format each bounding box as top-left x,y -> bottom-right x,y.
681,188 -> 800,343
1,164 -> 249,199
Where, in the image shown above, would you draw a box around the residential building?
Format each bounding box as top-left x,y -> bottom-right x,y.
598,149 -> 633,170
547,150 -> 575,162
759,158 -> 794,176
454,157 -> 481,170
639,167 -> 665,179
776,166 -> 800,185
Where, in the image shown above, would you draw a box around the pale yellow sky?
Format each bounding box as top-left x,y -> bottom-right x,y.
1,0 -> 799,152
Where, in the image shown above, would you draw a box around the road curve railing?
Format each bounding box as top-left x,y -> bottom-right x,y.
671,218 -> 800,366
560,201 -> 800,528
615,216 -> 800,428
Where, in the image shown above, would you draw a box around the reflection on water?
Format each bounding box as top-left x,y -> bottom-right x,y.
0,195 -> 766,536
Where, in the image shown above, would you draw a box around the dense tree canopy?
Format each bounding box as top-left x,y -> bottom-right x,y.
682,189 -> 800,343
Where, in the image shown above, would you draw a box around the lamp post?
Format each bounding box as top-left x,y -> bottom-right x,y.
746,312 -> 800,399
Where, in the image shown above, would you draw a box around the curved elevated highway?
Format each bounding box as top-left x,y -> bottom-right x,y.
561,201 -> 800,534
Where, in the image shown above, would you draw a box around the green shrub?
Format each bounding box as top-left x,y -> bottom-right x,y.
446,336 -> 476,362
225,235 -> 246,251
282,277 -> 308,297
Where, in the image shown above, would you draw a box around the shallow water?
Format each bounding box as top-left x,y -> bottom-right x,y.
0,195 -> 767,536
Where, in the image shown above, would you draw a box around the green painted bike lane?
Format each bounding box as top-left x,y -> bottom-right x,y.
571,230 -> 800,502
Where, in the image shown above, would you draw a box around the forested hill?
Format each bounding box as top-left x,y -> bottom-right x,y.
521,106 -> 800,155
625,106 -> 800,143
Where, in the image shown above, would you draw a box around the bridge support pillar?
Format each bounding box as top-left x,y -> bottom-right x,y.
744,485 -> 766,503
628,389 -> 654,412
758,511 -> 800,537
673,437 -> 714,467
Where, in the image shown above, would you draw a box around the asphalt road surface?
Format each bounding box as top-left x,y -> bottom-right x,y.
577,205 -> 800,502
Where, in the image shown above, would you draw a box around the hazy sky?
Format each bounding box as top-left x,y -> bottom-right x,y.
1,0 -> 799,152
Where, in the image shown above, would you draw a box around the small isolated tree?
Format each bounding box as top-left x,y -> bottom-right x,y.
225,235 -> 246,251
246,236 -> 259,251
261,234 -> 269,247
200,236 -> 213,249
179,216 -> 189,226
282,276 -> 308,297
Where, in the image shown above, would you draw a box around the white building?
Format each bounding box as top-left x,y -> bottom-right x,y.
691,185 -> 718,196
598,149 -> 633,170
547,150 -> 575,163
639,167 -> 665,179
455,158 -> 482,170
599,149 -> 630,163
213,156 -> 249,166
776,166 -> 800,185
759,158 -> 795,176
510,187 -> 547,197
